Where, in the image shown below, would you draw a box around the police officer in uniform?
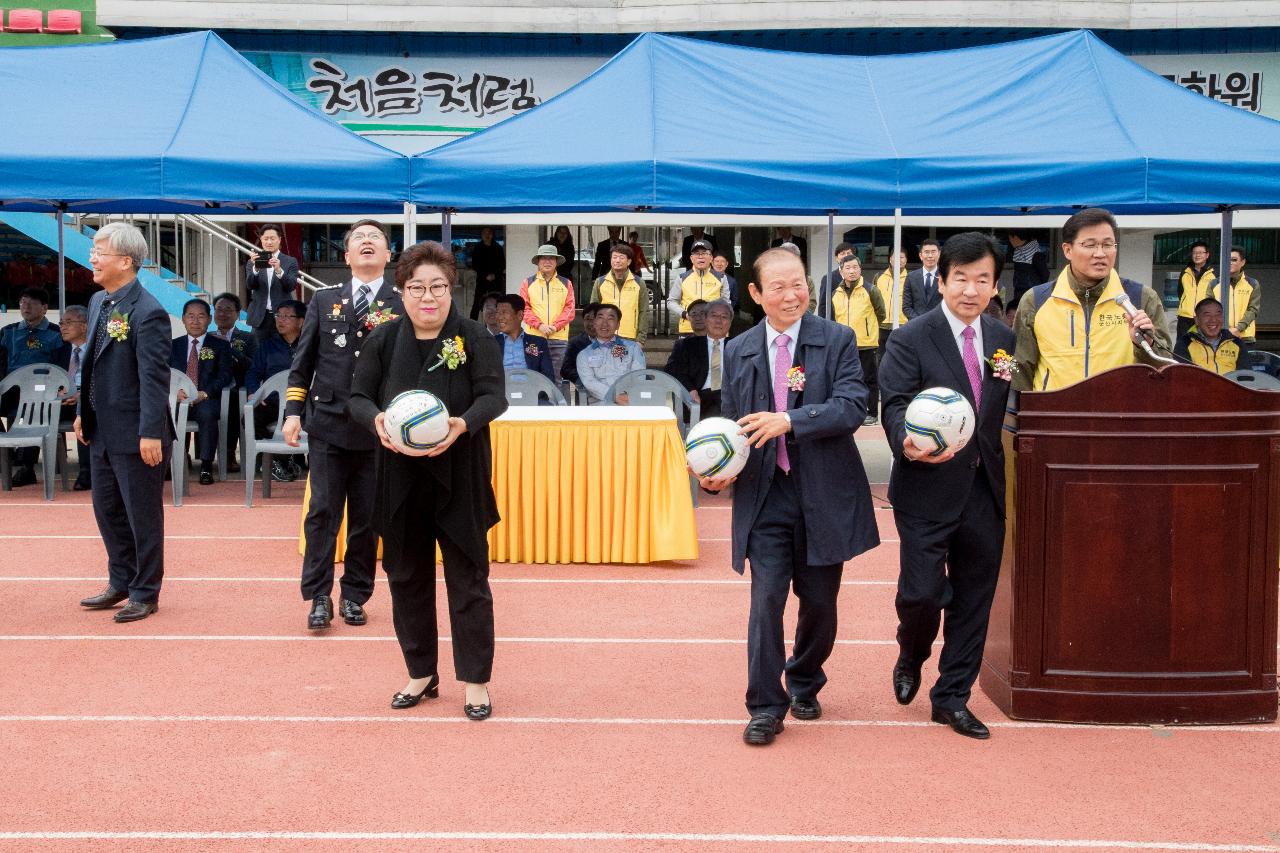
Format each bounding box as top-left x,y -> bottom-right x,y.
284,220 -> 403,631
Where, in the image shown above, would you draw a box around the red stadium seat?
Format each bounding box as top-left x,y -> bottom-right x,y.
46,9 -> 82,33
6,9 -> 44,32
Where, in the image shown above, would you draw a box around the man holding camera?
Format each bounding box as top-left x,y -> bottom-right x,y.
244,224 -> 299,343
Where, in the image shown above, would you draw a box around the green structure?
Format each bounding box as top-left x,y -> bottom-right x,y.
0,1 -> 112,46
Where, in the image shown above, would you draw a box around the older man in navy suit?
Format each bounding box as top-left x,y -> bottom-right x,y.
170,298 -> 233,485
75,222 -> 174,623
696,248 -> 879,746
879,232 -> 1017,740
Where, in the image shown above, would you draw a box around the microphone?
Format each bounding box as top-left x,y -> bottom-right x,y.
1113,292 -> 1179,366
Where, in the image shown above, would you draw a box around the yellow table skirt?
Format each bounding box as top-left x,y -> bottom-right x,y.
299,409 -> 699,565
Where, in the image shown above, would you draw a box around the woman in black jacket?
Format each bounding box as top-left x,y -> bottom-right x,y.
349,240 -> 507,719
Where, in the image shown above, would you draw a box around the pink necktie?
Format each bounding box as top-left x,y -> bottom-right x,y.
961,326 -> 982,410
773,333 -> 792,474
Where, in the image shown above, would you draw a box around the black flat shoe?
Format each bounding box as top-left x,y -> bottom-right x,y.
391,676 -> 439,709
464,688 -> 492,720
893,658 -> 922,706
931,706 -> 991,740
339,598 -> 367,626
742,713 -> 783,745
790,696 -> 822,720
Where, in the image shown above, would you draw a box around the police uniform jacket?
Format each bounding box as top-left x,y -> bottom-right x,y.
286,279 -> 402,450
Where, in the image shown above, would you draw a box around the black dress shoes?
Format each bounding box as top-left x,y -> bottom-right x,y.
893,658 -> 922,706
308,595 -> 333,630
10,467 -> 36,487
339,599 -> 367,626
72,477 -> 91,492
790,696 -> 822,720
742,713 -> 784,745
931,706 -> 991,740
80,587 -> 127,609
198,467 -> 215,485
391,676 -> 439,709
114,599 -> 158,623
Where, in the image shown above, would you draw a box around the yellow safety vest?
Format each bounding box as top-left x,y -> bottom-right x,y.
875,267 -> 908,327
1184,330 -> 1245,374
1210,275 -> 1257,340
1178,265 -> 1216,320
678,269 -> 722,333
597,272 -> 643,340
832,279 -> 879,348
1031,270 -> 1137,392
524,273 -> 571,341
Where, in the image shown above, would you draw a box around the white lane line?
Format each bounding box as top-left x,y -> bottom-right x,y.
1,714 -> 1275,735
0,634 -> 901,645
0,577 -> 897,586
0,535 -> 298,541
0,831 -> 1271,849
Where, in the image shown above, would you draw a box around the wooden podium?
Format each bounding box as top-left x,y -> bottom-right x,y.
980,364 -> 1280,724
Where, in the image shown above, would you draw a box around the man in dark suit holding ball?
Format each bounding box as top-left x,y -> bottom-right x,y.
695,247 -> 879,746
878,232 -> 1017,739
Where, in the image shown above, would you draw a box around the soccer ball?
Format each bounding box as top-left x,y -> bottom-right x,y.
685,416 -> 750,479
904,387 -> 975,456
383,390 -> 450,456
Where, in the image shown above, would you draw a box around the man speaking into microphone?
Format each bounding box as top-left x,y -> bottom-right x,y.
1011,208 -> 1171,393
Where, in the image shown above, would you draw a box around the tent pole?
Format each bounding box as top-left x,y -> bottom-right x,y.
403,202 -> 417,247
1219,209 -> 1234,337
825,210 -> 834,319
56,204 -> 66,313
890,208 -> 903,330
441,209 -> 452,250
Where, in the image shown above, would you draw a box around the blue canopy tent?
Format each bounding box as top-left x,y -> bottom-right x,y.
410,30 -> 1280,215
0,31 -> 409,214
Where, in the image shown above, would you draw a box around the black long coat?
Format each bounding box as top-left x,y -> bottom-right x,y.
348,307 -> 507,578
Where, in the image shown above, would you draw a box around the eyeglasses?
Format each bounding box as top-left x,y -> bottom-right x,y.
275,313 -> 300,321
1076,241 -> 1119,252
348,230 -> 387,243
404,283 -> 450,299
88,248 -> 126,258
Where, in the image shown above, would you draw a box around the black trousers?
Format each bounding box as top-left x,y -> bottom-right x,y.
90,440 -> 168,603
893,472 -> 1003,711
187,398 -> 219,464
387,480 -> 495,683
698,387 -> 722,419
300,435 -> 377,604
858,347 -> 879,416
745,472 -> 843,719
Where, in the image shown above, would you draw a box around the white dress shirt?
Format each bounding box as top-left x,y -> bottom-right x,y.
265,251 -> 280,311
351,275 -> 385,310
939,300 -> 983,361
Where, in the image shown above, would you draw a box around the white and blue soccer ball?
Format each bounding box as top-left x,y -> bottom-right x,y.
685,416 -> 751,479
383,390 -> 450,456
904,387 -> 975,456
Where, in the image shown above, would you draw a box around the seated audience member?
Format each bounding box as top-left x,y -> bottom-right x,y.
590,243 -> 651,345
1173,297 -> 1249,375
1,286 -> 65,486
56,305 -> 91,490
479,291 -> 504,336
561,302 -> 600,385
246,300 -> 306,481
577,304 -> 644,405
494,293 -> 555,383
169,298 -> 233,485
684,299 -> 709,337
210,292 -> 257,473
665,298 -> 732,418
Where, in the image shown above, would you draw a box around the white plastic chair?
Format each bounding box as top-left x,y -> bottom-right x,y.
168,370 -> 198,506
504,368 -> 567,406
0,364 -> 71,501
604,368 -> 702,504
243,370 -> 308,507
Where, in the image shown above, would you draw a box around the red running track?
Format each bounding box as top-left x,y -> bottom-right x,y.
1,480 -> 1278,853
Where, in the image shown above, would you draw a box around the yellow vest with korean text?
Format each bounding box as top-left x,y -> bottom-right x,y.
524,273 -> 571,341
597,271 -> 643,340
1178,265 -> 1216,319
1185,329 -> 1245,374
1031,270 -> 1141,392
875,267 -> 909,327
677,269 -> 722,333
1210,275 -> 1258,340
832,279 -> 879,348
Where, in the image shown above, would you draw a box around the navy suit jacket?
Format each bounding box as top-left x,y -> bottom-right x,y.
493,331 -> 555,382
720,315 -> 880,573
902,267 -> 943,319
244,253 -> 300,327
169,334 -> 234,398
78,278 -> 175,453
879,306 -> 1016,523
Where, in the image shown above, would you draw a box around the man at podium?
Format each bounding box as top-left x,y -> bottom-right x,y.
1011,208 -> 1171,393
